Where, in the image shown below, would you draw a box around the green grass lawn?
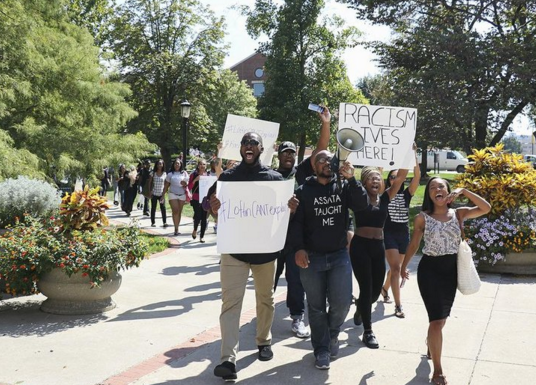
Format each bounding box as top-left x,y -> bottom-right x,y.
139,232 -> 170,255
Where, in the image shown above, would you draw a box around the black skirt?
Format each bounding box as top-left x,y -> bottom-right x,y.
417,254 -> 457,322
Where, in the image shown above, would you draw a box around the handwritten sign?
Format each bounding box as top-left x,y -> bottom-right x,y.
216,180 -> 294,254
338,103 -> 417,169
220,114 -> 279,166
199,176 -> 218,200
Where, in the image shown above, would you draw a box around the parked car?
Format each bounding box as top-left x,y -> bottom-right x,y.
417,149 -> 469,173
524,154 -> 536,168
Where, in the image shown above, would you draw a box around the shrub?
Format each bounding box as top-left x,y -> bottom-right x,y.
456,144 -> 536,265
0,186 -> 148,297
0,176 -> 61,228
455,144 -> 536,217
465,208 -> 536,265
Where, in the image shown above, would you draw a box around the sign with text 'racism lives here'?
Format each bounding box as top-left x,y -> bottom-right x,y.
338,103 -> 417,170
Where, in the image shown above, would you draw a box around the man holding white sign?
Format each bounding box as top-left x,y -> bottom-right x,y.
209,132 -> 293,382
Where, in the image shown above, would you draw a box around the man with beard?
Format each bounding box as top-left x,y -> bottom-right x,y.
272,106 -> 331,339
290,150 -> 368,370
209,132 -> 286,382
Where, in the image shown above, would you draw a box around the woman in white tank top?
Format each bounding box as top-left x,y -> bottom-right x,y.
401,177 -> 490,385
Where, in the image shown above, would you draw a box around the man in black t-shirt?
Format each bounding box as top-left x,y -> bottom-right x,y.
290,150 -> 367,370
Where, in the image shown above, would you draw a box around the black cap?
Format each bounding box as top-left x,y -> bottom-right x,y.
278,141 -> 297,154
143,159 -> 151,165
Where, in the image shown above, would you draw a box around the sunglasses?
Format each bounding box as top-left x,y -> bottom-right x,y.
240,139 -> 260,146
316,157 -> 333,164
389,175 -> 397,180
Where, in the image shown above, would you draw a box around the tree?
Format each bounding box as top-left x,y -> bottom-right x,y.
0,0 -> 150,183
241,0 -> 368,160
109,0 -> 249,166
340,0 -> 536,152
501,134 -> 523,154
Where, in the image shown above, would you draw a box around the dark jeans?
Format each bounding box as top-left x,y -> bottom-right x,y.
142,196 -> 150,213
350,235 -> 386,331
299,248 -> 352,356
275,247 -> 305,318
191,199 -> 207,237
150,195 -> 167,225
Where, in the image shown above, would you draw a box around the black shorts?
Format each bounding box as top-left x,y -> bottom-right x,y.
384,230 -> 409,254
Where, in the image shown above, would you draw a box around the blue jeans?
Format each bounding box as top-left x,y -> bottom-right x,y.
299,248 -> 353,356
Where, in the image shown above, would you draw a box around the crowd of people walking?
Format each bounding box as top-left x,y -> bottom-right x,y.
99,109 -> 490,385
201,109 -> 490,385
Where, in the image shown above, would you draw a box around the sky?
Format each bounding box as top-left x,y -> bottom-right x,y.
201,0 -> 391,84
201,0 -> 532,136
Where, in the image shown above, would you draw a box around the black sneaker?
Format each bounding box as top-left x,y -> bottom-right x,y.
363,331 -> 379,349
214,361 -> 237,381
258,345 -> 274,361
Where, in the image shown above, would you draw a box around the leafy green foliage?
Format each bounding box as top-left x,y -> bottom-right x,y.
340,0 -> 536,152
242,0 -> 368,159
0,0 -> 152,183
108,0 -> 252,166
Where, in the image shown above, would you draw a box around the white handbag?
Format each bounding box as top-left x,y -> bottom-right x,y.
457,239 -> 481,295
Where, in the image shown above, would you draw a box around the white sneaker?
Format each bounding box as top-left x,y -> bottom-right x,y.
291,318 -> 310,338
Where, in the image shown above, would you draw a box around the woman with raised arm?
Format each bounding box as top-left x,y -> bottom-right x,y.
350,165 -> 409,349
381,144 -> 421,318
401,177 -> 490,385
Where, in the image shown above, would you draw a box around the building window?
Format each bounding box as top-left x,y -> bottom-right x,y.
253,82 -> 265,97
254,68 -> 264,78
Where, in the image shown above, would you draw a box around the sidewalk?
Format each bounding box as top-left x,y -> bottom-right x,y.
1,204 -> 535,385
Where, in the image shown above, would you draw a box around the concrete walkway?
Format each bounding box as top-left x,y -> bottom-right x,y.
1,204 -> 535,385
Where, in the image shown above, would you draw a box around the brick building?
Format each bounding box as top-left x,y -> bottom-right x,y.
230,52 -> 267,97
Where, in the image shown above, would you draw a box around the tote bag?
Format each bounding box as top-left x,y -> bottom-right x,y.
457,239 -> 481,295
456,210 -> 481,295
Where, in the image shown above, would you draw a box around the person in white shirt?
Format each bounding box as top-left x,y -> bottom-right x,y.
162,158 -> 189,236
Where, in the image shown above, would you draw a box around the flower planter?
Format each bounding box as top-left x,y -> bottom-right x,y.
37,268 -> 122,315
477,251 -> 536,275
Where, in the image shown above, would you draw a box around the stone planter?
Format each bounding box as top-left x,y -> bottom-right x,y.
477,251 -> 536,275
37,268 -> 122,315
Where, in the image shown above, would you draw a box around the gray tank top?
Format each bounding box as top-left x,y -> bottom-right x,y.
422,209 -> 461,256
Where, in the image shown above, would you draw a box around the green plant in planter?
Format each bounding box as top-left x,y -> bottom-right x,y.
455,144 -> 536,265
0,186 -> 148,297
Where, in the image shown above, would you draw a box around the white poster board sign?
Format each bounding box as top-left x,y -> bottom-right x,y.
338,103 -> 417,169
220,114 -> 279,166
199,176 -> 218,200
216,180 -> 294,254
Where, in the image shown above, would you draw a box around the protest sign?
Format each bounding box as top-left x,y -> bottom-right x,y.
216,180 -> 294,254
338,103 -> 417,169
199,176 -> 218,200
219,114 -> 279,166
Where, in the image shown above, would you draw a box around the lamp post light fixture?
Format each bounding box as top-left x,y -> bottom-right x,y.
180,100 -> 192,166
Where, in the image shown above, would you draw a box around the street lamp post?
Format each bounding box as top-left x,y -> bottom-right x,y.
180,100 -> 192,166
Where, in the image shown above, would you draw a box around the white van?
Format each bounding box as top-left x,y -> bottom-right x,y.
524,154 -> 536,168
417,149 -> 469,173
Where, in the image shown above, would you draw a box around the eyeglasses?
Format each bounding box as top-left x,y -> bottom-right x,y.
240,139 -> 260,146
316,157 -> 333,164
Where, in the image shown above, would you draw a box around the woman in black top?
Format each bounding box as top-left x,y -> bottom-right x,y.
350,166 -> 408,349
